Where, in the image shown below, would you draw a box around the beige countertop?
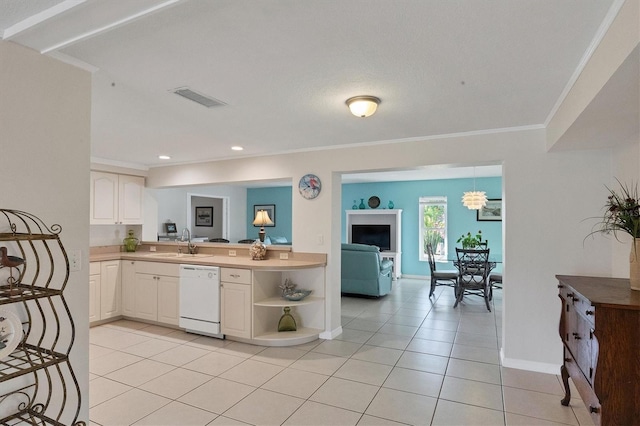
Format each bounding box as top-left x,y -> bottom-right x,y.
90,244 -> 326,270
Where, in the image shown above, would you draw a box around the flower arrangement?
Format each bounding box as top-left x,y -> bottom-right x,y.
591,180 -> 640,240
457,230 -> 485,249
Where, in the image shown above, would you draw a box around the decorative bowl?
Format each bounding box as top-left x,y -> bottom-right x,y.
283,289 -> 312,301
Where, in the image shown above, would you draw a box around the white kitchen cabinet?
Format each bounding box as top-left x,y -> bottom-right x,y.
121,260 -> 136,317
134,273 -> 158,322
89,262 -> 101,323
157,275 -> 180,325
90,260 -> 122,324
124,261 -> 179,325
221,268 -> 252,339
100,260 -> 122,319
90,171 -> 144,225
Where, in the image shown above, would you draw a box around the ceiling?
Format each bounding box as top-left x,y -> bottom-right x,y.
1,0 -> 631,179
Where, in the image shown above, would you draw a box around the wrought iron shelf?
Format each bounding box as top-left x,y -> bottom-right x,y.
0,284 -> 62,306
0,344 -> 68,382
0,209 -> 83,425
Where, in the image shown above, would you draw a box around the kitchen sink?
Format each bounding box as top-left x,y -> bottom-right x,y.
145,252 -> 212,258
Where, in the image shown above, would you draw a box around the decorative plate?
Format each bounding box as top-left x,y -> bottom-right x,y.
283,289 -> 312,301
368,196 -> 380,209
298,174 -> 322,200
0,309 -> 23,360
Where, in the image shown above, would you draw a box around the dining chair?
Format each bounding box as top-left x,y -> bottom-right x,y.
454,247 -> 492,311
488,272 -> 502,300
426,244 -> 458,297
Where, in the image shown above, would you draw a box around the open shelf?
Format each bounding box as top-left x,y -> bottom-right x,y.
253,296 -> 322,307
252,327 -> 324,346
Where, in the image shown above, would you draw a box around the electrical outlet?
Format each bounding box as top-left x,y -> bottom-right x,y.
279,252 -> 289,260
150,246 -> 157,252
69,250 -> 81,272
229,250 -> 236,257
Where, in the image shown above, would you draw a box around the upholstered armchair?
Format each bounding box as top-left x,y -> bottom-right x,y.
341,243 -> 393,297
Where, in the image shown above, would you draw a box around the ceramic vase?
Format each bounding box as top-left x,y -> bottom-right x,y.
630,238 -> 640,291
359,198 -> 365,209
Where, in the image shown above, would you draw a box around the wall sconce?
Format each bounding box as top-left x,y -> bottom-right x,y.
346,96 -> 380,118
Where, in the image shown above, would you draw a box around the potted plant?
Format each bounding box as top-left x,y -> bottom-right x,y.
457,230 -> 486,249
589,180 -> 640,290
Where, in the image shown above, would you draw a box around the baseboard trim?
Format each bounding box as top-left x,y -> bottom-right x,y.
500,348 -> 561,375
320,326 -> 342,340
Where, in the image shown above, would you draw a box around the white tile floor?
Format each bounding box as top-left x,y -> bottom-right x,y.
89,278 -> 593,426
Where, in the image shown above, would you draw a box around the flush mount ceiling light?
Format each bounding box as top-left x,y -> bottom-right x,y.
346,96 -> 380,118
462,167 -> 487,210
231,146 -> 244,151
158,155 -> 171,160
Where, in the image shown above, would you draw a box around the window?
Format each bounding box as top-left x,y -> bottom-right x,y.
419,196 -> 447,262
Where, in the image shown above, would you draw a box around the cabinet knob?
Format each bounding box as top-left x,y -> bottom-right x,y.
557,284 -> 564,288
585,310 -> 594,316
589,405 -> 599,414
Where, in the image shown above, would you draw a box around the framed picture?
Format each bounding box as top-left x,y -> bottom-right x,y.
253,204 -> 276,227
477,199 -> 502,221
164,222 -> 177,233
195,206 -> 213,227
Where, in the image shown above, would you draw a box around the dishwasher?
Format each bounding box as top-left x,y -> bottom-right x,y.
179,264 -> 223,338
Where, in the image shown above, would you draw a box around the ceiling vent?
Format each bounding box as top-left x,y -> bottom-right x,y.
172,87 -> 226,108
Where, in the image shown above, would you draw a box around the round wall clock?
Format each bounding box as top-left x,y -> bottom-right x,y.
298,174 -> 321,200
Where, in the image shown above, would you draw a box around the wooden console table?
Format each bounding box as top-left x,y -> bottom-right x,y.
556,275 -> 640,426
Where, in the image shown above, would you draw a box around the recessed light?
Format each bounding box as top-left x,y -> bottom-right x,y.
231,146 -> 244,151
158,155 -> 171,160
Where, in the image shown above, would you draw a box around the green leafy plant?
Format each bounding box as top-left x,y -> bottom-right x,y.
590,180 -> 640,240
457,230 -> 485,249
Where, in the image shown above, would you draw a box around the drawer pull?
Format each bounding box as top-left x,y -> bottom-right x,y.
589,405 -> 599,414
585,310 -> 594,316
230,274 -> 240,278
557,284 -> 564,288
564,357 -> 571,362
572,333 -> 581,340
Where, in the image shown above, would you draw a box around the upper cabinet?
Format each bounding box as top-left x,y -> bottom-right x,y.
91,171 -> 145,225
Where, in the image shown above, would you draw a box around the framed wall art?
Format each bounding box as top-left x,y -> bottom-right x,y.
477,199 -> 502,221
195,206 -> 213,226
253,204 -> 276,227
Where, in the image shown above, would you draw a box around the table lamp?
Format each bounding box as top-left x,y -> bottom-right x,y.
251,210 -> 273,260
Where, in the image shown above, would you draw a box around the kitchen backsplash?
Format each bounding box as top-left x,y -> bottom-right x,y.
90,224 -> 142,247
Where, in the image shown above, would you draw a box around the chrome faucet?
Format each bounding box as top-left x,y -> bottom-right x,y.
180,228 -> 197,254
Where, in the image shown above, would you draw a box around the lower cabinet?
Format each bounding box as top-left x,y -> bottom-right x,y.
157,275 -> 180,325
220,266 -> 326,346
124,261 -> 180,326
89,260 -> 122,324
89,263 -> 101,323
221,268 -> 252,339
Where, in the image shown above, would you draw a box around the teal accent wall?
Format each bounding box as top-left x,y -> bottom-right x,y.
342,177 -> 502,276
247,177 -> 502,276
246,186 -> 293,242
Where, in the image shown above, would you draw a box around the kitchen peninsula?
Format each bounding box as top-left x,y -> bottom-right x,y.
90,242 -> 327,347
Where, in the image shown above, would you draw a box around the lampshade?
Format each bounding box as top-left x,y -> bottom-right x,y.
253,210 -> 273,226
346,96 -> 380,118
461,191 -> 488,210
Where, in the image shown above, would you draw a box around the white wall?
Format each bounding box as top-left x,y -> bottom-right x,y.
0,40 -> 91,422
145,185 -> 247,243
147,129 -> 615,371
